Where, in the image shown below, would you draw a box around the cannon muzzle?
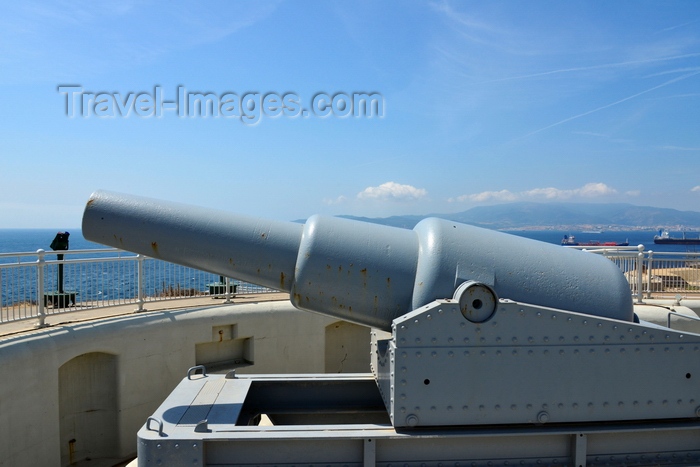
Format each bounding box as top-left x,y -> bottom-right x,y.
82,190 -> 633,329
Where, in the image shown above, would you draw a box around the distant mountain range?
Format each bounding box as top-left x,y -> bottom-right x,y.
338,203 -> 700,230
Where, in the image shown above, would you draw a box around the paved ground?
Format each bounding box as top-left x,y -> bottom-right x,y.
0,292 -> 290,339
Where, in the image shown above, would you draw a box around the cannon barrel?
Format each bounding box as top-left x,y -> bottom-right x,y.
82,190 -> 633,329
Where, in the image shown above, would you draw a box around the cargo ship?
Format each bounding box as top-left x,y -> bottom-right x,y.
561,234 -> 629,246
653,229 -> 700,245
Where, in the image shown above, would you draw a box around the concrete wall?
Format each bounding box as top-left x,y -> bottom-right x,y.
0,301 -> 370,467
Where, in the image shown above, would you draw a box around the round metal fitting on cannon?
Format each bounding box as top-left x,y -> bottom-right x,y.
454,281 -> 498,323
405,414 -> 419,427
537,411 -> 550,424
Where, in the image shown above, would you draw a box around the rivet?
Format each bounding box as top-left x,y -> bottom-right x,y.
448,351 -> 454,357
537,411 -> 549,423
551,315 -> 556,320
427,314 -> 432,320
511,404 -> 517,410
536,312 -> 541,317
464,350 -> 470,356
415,337 -> 421,344
431,337 -> 437,344
431,351 -> 437,357
416,351 -> 422,358
463,405 -> 468,411
406,414 -> 419,426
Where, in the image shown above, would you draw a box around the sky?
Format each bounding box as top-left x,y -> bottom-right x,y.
1,1 -> 699,228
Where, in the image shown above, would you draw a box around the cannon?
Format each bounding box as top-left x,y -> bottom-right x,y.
83,190 -> 633,329
81,191 -> 700,466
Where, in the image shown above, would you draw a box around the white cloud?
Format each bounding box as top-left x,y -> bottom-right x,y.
357,182 -> 427,201
625,190 -> 641,197
456,182 -> 619,204
692,186 -> 700,192
577,182 -> 618,197
323,195 -> 347,205
449,189 -> 517,203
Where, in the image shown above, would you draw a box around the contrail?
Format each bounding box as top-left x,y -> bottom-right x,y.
486,53 -> 700,83
523,70 -> 700,138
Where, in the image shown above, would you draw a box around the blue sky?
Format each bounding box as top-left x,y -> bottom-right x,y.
1,1 -> 699,228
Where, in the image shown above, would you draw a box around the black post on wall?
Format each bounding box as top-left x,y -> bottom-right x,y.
50,232 -> 70,294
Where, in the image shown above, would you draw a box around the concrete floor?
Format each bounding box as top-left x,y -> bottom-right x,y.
0,292 -> 290,339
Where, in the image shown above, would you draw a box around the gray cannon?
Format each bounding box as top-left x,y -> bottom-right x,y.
84,192 -> 700,466
82,190 -> 633,329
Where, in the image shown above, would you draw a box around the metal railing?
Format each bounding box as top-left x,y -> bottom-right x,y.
0,248 -> 278,327
3,245 -> 699,328
571,245 -> 700,302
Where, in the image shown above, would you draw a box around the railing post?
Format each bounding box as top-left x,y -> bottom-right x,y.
224,276 -> 233,304
35,249 -> 48,328
135,254 -> 147,312
636,244 -> 644,304
646,250 -> 654,299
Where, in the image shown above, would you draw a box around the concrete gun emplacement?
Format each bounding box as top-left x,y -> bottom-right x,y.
82,191 -> 700,466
